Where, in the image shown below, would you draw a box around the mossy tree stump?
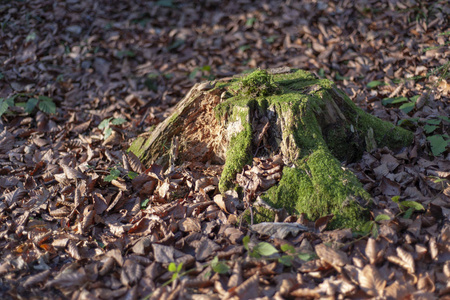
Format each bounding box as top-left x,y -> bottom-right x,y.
130,68 -> 413,228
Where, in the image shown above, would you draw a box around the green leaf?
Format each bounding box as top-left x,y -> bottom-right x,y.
391,196 -> 400,203
167,39 -> 184,51
399,102 -> 415,114
98,118 -> 111,130
176,262 -> 183,273
242,236 -> 250,251
104,174 -> 117,182
38,98 -> 56,114
156,0 -> 174,7
423,124 -> 438,134
281,244 -> 296,254
371,223 -> 379,238
117,50 -> 135,58
140,198 -> 150,209
201,65 -> 211,72
410,95 -> 420,102
367,80 -> 385,88
400,200 -> 424,211
318,68 -> 325,78
438,116 -> 450,123
38,95 -> 53,102
103,127 -> 113,139
403,207 -> 414,219
360,221 -> 374,235
0,73 -> 4,80
246,17 -> 256,27
212,262 -> 230,274
111,117 -> 127,125
239,45 -> 251,52
375,214 -> 391,222
128,171 -> 138,179
26,31 -> 37,42
109,169 -> 121,177
427,134 -> 448,156
25,98 -> 39,113
211,257 -> 229,274
382,97 -> 408,106
168,262 -> 177,273
297,252 -> 315,261
189,68 -> 199,80
425,119 -> 441,125
0,99 -> 10,117
254,242 -> 278,257
278,255 -> 294,266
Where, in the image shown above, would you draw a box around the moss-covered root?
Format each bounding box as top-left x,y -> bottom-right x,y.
262,147 -> 370,229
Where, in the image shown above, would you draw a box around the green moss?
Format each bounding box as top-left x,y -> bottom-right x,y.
333,89 -> 413,148
262,148 -> 369,229
218,107 -> 253,193
236,69 -> 280,97
168,112 -> 179,125
129,136 -> 153,161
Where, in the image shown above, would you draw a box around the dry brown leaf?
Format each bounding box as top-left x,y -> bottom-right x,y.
3,188 -> 26,207
358,264 -> 386,296
315,243 -> 349,267
61,164 -> 86,180
120,259 -> 143,287
365,238 -> 377,265
178,217 -> 201,233
23,270 -> 51,288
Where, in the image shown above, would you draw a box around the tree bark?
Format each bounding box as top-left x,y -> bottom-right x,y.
130,68 -> 413,228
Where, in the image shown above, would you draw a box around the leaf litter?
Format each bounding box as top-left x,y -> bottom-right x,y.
0,0 -> 449,299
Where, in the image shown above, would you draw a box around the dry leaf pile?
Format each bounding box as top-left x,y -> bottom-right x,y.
0,0 -> 449,299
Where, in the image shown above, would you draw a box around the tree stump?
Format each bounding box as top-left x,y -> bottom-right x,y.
130,68 -> 413,228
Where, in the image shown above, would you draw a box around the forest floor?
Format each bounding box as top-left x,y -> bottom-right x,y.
0,0 -> 449,299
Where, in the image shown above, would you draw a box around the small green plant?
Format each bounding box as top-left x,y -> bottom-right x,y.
381,95 -> 419,114
140,198 -> 151,209
189,65 -> 214,81
210,256 -> 230,274
367,80 -> 388,89
104,166 -> 138,183
354,214 -> 391,238
278,244 -> 316,267
243,235 -> 278,258
98,117 -> 127,139
104,168 -> 121,182
0,94 -> 56,117
398,116 -> 449,156
116,49 -> 136,58
242,235 -> 315,267
168,262 -> 183,281
392,196 -> 425,219
245,17 -> 257,27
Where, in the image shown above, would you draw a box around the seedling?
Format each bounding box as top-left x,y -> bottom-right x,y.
210,256 -> 229,274
0,94 -> 56,117
168,262 -> 183,281
98,117 -> 127,139
104,168 -> 121,182
392,196 -> 424,219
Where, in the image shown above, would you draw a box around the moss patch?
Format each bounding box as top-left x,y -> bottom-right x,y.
219,107 -> 253,192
